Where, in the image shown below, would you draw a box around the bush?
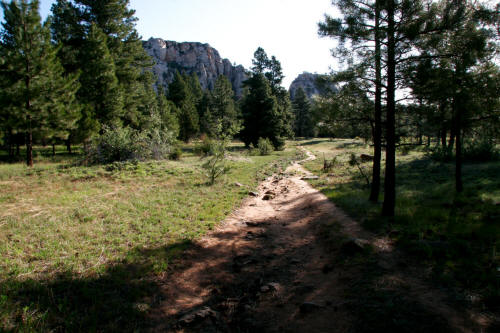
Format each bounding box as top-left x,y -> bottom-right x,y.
86,126 -> 175,164
463,140 -> 499,162
428,146 -> 454,162
195,137 -> 216,156
168,147 -> 183,160
202,140 -> 230,185
272,136 -> 286,151
257,137 -> 273,156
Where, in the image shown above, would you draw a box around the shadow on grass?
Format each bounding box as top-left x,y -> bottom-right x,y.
317,155 -> 500,317
1,241 -> 192,332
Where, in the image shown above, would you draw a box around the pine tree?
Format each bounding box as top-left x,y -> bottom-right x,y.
243,48 -> 293,149
0,0 -> 79,166
74,0 -> 154,120
210,75 -> 241,139
240,74 -> 280,147
168,71 -> 199,142
79,23 -> 122,127
292,88 -> 313,138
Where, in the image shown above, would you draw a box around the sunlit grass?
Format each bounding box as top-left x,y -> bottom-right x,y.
0,142 -> 300,331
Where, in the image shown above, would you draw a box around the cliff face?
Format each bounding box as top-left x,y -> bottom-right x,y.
289,72 -> 337,100
143,38 -> 247,97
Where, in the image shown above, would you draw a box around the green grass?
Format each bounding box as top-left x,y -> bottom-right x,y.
0,142 -> 300,331
299,138 -> 500,311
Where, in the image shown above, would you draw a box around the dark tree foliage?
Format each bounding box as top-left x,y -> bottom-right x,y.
0,0 -> 80,166
168,71 -> 199,142
242,47 -> 293,149
240,74 -> 282,148
292,88 -> 314,138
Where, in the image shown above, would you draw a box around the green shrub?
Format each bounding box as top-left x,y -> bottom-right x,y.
428,146 -> 454,162
202,140 -> 230,185
272,136 -> 286,151
86,126 -> 175,164
463,140 -> 499,162
168,147 -> 183,160
195,137 -> 216,156
257,137 -> 273,156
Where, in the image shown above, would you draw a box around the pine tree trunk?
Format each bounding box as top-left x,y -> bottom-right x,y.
26,127 -> 33,167
441,129 -> 447,147
370,0 -> 382,204
382,0 -> 396,217
52,143 -> 56,156
7,129 -> 13,157
66,139 -> 72,154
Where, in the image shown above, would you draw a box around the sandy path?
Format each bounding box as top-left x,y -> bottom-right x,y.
147,148 -> 485,332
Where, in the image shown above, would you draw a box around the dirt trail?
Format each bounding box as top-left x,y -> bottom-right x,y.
148,148 -> 486,332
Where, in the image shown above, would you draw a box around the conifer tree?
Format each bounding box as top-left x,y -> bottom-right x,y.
209,75 -> 241,138
292,88 -> 313,138
0,0 -> 79,166
79,23 -> 122,127
240,74 -> 280,147
168,71 -> 199,142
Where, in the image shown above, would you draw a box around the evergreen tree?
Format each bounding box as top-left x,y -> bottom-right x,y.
243,48 -> 293,149
292,88 -> 313,138
0,0 -> 79,166
240,74 -> 281,147
209,75 -> 241,139
74,0 -> 154,120
79,23 -> 122,127
168,71 -> 199,141
319,0 -> 384,203
51,0 -> 155,130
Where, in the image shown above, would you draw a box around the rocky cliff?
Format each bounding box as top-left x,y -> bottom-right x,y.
289,72 -> 337,100
143,38 -> 247,97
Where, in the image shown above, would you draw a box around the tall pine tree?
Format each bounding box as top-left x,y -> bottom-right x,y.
0,0 -> 79,166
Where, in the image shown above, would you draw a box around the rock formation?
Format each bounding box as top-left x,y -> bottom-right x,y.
143,38 -> 247,97
289,72 -> 337,100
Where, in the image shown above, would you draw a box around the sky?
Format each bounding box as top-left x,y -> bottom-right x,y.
1,0 -> 341,88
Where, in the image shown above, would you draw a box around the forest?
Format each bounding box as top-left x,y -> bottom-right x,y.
0,0 -> 499,331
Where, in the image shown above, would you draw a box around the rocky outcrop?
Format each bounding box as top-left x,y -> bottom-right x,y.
289,72 -> 337,100
143,38 -> 247,97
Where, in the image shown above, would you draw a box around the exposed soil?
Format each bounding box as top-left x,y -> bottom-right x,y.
147,148 -> 492,332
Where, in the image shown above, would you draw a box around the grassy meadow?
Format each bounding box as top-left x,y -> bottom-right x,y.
299,138 -> 500,312
0,143 -> 300,331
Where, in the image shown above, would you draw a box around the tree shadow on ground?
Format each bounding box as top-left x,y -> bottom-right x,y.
1,241 -> 192,332
316,155 -> 500,331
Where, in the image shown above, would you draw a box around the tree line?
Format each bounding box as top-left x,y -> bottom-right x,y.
316,0 -> 499,217
0,0 -> 300,166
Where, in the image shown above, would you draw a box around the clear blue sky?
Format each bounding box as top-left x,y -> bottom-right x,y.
2,0 -> 340,88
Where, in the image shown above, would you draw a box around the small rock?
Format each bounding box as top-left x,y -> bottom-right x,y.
178,306 -> 218,326
301,175 -> 319,180
300,302 -> 322,313
260,285 -> 271,293
340,238 -> 366,256
322,263 -> 334,274
245,221 -> 260,227
262,194 -> 274,200
268,282 -> 281,291
235,182 -> 244,187
248,191 -> 259,197
265,190 -> 276,195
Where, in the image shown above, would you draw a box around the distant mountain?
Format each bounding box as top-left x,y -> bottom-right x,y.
143,38 -> 247,97
289,72 -> 337,100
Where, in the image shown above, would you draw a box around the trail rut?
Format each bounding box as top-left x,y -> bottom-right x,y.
147,148 -> 487,332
